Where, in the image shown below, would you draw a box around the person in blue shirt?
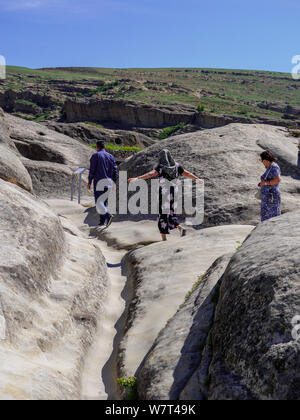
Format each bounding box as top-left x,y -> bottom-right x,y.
87,140 -> 118,226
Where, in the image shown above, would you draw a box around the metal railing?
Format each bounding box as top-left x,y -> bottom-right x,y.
71,167 -> 88,204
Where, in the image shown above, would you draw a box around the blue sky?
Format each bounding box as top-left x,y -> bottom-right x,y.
0,0 -> 299,72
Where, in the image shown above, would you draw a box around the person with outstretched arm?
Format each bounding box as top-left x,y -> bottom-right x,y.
128,149 -> 203,241
87,140 -> 118,227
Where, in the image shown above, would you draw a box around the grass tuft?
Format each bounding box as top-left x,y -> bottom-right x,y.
89,143 -> 143,152
159,122 -> 186,140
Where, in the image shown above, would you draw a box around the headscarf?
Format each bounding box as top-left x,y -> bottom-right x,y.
158,149 -> 176,168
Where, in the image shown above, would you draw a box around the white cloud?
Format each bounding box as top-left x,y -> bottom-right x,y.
0,0 -> 55,11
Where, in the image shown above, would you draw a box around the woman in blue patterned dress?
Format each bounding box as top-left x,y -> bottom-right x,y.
259,150 -> 281,222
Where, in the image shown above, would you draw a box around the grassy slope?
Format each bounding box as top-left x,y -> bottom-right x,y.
2,66 -> 300,123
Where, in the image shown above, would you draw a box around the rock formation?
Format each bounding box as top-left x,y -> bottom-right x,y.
0,179 -> 109,399
136,211 -> 300,400
116,226 -> 254,385
64,98 -> 298,130
136,254 -> 232,400
2,67 -> 299,129
0,108 -> 33,192
120,123 -> 300,226
0,109 -> 94,198
64,99 -> 198,128
43,121 -> 155,147
0,106 -> 299,401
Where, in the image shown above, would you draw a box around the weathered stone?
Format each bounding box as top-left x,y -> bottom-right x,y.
136,211 -> 300,401
64,99 -> 196,128
0,108 -> 33,192
118,225 -> 254,383
0,180 -> 109,400
205,211 -> 300,400
120,123 -> 300,226
0,144 -> 33,192
1,112 -> 94,197
43,121 -> 155,148
137,254 -> 232,400
21,158 -> 74,198
5,113 -> 92,169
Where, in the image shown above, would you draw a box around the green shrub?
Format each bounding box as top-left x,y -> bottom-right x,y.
89,143 -> 143,152
84,121 -> 104,129
15,99 -> 40,110
117,377 -> 138,400
197,104 -> 205,113
87,81 -> 119,97
33,111 -> 51,122
159,122 -> 185,140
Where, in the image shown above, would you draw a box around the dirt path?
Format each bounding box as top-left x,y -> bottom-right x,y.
45,199 -> 155,400
81,243 -> 127,400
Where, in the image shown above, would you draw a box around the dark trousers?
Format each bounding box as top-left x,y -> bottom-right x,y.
94,187 -> 111,224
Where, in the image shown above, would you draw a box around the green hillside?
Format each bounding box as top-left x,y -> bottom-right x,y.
0,66 -> 299,125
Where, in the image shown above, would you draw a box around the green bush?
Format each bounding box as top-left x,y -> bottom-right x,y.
159,122 -> 185,140
84,121 -> 104,129
87,81 -> 119,97
117,377 -> 138,400
89,143 -> 143,152
15,99 -> 40,110
197,104 -> 205,113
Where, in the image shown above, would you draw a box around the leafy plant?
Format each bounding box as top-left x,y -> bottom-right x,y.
158,122 -> 186,140
117,377 -> 138,400
87,81 -> 119,97
15,99 -> 40,110
89,143 -> 143,152
197,104 -> 205,113
33,111 -> 51,122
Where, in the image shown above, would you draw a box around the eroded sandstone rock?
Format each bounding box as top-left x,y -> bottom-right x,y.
0,111 -> 94,197
136,211 -> 300,400
137,254 -> 233,400
117,225 -> 254,384
120,123 -> 300,226
205,211 -> 300,400
0,108 -> 33,192
43,121 -> 155,148
0,180 -> 109,400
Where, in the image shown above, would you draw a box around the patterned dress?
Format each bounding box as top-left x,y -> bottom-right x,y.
154,163 -> 184,234
261,163 -> 281,222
